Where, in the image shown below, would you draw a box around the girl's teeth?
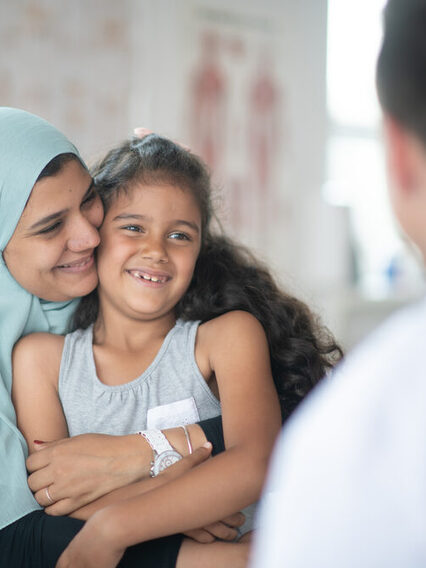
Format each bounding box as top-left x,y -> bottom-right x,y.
135,272 -> 164,282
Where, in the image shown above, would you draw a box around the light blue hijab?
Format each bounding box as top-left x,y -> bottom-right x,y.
0,107 -> 84,528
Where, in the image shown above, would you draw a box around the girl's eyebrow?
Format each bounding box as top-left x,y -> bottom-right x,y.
113,213 -> 200,233
28,180 -> 95,231
173,220 -> 200,233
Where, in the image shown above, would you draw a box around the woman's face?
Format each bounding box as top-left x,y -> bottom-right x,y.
3,159 -> 104,302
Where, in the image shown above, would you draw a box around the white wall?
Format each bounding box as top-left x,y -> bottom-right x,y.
0,0 -> 351,344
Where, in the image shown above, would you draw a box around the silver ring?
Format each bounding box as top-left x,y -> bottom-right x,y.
45,486 -> 54,505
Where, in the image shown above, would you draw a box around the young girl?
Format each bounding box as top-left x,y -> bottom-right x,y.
12,134 -> 342,568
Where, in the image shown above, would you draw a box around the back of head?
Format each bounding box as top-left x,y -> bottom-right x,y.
376,0 -> 426,145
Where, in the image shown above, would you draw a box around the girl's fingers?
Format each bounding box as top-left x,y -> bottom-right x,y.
198,521 -> 240,541
182,528 -> 215,543
159,443 -> 212,480
221,512 -> 246,528
175,443 -> 212,471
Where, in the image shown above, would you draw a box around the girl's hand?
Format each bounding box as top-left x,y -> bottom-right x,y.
56,445 -> 215,567
55,509 -> 125,568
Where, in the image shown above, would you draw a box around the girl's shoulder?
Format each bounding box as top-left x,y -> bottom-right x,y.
198,310 -> 266,347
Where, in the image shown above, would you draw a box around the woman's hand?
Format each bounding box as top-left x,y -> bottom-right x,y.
26,424 -> 212,516
27,433 -> 148,515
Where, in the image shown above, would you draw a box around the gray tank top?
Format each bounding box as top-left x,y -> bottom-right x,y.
58,319 -> 221,436
58,318 -> 255,533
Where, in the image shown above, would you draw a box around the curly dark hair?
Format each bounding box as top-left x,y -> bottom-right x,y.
74,134 -> 343,422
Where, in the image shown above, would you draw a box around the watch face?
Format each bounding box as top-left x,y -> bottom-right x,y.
153,450 -> 182,476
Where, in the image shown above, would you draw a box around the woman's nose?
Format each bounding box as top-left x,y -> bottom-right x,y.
67,214 -> 101,252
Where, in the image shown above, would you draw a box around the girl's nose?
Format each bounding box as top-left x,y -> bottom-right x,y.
140,236 -> 168,263
67,214 -> 101,252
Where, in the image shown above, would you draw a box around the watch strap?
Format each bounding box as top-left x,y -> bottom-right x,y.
140,429 -> 174,456
138,429 -> 182,477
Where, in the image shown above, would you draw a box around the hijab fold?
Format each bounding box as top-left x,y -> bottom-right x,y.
0,107 -> 82,528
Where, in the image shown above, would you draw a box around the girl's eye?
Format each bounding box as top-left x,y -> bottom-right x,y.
122,225 -> 144,233
169,232 -> 191,241
38,221 -> 62,235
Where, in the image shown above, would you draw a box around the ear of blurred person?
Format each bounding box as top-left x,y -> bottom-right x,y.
383,114 -> 426,259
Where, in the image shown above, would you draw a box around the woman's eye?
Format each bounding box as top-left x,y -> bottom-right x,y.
81,189 -> 97,207
38,221 -> 62,235
169,232 -> 190,241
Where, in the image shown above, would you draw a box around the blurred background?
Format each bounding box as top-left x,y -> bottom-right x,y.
1,0 -> 424,350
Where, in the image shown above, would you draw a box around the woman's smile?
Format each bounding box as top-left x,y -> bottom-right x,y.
55,253 -> 95,273
3,159 -> 103,301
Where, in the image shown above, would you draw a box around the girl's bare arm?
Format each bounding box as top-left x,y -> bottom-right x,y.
59,311 -> 281,551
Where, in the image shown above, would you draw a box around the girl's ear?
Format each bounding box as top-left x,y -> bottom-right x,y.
383,114 -> 419,194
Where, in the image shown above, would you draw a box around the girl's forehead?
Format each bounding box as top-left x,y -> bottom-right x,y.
109,182 -> 199,211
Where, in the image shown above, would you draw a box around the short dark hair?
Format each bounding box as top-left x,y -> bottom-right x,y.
376,0 -> 426,145
36,153 -> 82,181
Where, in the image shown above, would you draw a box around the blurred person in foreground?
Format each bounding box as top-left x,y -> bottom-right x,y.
250,0 -> 426,566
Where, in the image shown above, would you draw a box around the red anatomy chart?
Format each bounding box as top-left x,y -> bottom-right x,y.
248,56 -> 281,230
190,31 -> 227,173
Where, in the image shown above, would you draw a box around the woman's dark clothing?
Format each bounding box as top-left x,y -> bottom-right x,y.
198,414 -> 224,455
0,415 -> 224,567
0,511 -> 183,568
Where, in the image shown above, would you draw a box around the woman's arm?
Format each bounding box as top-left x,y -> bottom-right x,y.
12,333 -> 209,508
58,311 -> 281,565
25,416 -> 224,509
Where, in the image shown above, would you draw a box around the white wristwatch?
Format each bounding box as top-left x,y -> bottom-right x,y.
139,429 -> 182,477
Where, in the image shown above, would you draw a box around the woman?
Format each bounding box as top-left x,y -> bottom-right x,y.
0,107 -> 233,568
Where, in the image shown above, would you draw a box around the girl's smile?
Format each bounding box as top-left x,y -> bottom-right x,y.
126,267 -> 172,286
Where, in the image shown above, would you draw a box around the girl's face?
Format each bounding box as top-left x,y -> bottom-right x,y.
97,182 -> 202,323
3,159 -> 103,302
